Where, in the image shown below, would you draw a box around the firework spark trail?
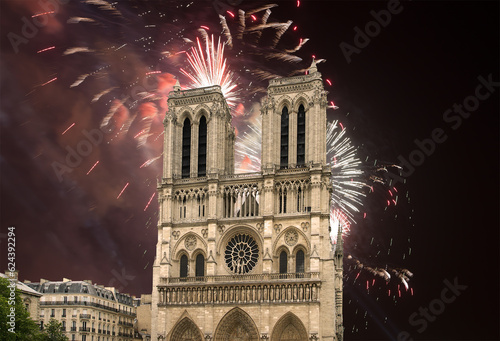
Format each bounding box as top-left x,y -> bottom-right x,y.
91,87 -> 116,103
67,17 -> 96,24
71,74 -> 90,88
255,9 -> 271,43
32,11 -> 54,18
100,99 -> 126,129
116,182 -> 129,199
219,15 -> 233,48
271,20 -> 293,48
86,161 -> 100,175
245,22 -> 292,32
37,46 -> 56,54
246,4 -> 278,15
61,123 -> 75,135
265,52 -> 302,63
63,47 -> 95,56
140,154 -> 162,168
40,77 -> 57,87
237,10 -> 246,40
144,192 -> 156,211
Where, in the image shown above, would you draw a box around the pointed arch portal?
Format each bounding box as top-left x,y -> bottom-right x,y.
169,317 -> 203,341
214,307 -> 259,341
271,312 -> 308,341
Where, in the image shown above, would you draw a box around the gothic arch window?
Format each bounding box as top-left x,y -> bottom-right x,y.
297,104 -> 306,166
170,317 -> 203,341
295,250 -> 305,273
296,187 -> 302,212
182,118 -> 191,178
180,254 -> 188,278
195,253 -> 205,278
279,250 -> 288,274
181,197 -> 187,219
280,106 -> 289,168
279,188 -> 287,214
198,115 -> 207,177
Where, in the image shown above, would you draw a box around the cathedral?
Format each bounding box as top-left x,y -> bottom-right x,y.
151,62 -> 343,341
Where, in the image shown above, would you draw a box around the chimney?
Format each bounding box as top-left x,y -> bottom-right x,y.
4,270 -> 18,280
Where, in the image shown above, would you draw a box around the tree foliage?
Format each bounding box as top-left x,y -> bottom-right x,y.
41,319 -> 69,341
0,276 -> 43,340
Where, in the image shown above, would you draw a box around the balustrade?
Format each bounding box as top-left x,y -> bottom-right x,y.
158,273 -> 319,306
158,282 -> 318,306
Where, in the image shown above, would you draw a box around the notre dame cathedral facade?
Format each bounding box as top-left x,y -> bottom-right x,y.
151,63 -> 343,341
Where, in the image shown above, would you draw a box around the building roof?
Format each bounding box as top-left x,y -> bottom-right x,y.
0,273 -> 42,297
25,279 -> 134,306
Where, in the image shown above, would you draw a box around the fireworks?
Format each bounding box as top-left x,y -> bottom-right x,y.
61,123 -> 76,135
86,160 -> 100,175
180,35 -> 238,107
116,182 -> 129,199
327,120 -> 367,236
11,1 -> 415,336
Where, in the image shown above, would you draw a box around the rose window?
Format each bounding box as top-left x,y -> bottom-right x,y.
224,234 -> 259,274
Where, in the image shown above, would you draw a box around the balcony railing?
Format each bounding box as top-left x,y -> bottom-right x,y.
79,327 -> 90,332
118,321 -> 134,327
39,301 -> 135,316
161,272 -> 319,285
80,314 -> 91,319
118,332 -> 134,337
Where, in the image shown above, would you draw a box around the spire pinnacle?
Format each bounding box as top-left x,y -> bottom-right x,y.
309,59 -> 318,73
335,223 -> 343,255
174,78 -> 181,91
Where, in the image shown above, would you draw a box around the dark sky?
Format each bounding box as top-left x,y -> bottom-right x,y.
1,1 -> 499,340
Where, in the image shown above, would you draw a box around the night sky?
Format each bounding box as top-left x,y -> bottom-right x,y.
1,1 -> 498,340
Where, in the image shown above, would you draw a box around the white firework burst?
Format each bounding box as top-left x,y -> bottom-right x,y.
327,120 -> 367,241
180,35 -> 238,107
234,117 -> 367,242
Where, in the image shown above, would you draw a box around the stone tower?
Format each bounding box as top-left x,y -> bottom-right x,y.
151,63 -> 343,340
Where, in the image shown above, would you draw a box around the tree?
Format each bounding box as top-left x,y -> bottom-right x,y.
0,276 -> 44,340
41,319 -> 69,341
